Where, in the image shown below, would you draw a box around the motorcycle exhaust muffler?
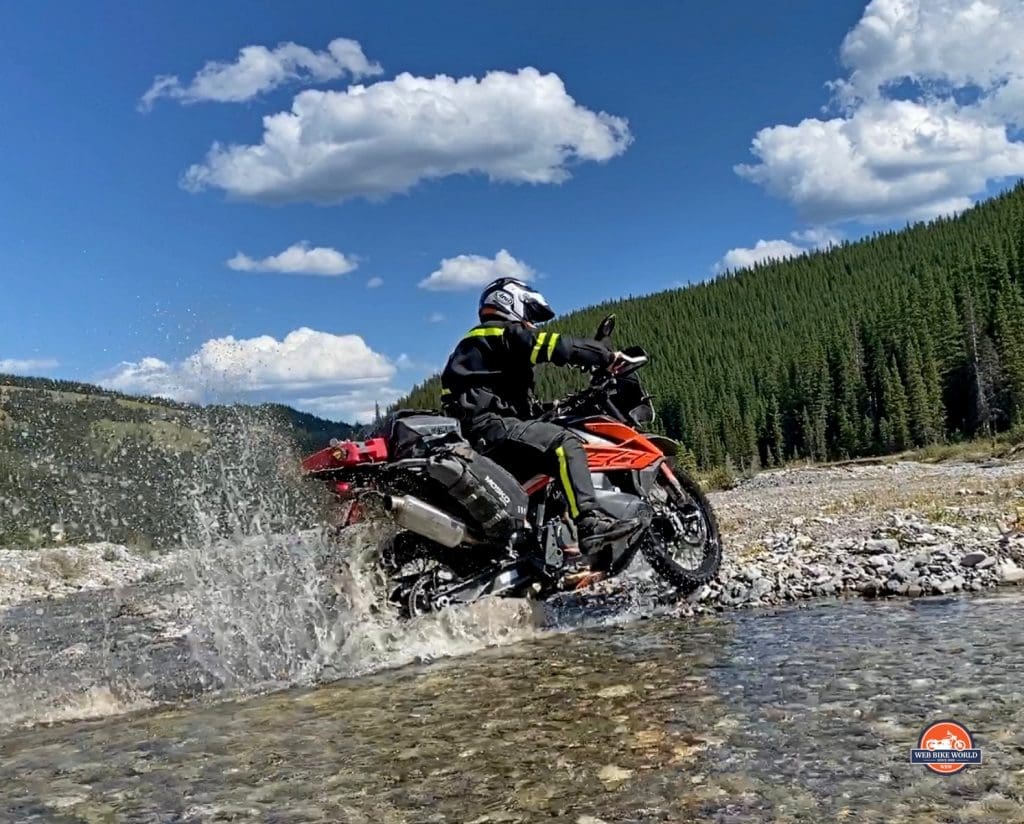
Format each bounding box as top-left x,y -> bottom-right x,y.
385,495 -> 468,548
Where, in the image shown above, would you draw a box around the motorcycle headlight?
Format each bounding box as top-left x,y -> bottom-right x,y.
631,403 -> 655,425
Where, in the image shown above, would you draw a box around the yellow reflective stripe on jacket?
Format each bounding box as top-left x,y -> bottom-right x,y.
530,332 -> 548,364
529,331 -> 560,364
555,445 -> 580,518
545,332 -> 559,360
464,326 -> 505,339
440,387 -> 451,397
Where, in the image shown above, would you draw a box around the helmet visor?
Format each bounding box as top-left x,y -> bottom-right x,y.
521,288 -> 554,323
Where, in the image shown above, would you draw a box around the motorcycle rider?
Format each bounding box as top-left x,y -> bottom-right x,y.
440,277 -> 641,550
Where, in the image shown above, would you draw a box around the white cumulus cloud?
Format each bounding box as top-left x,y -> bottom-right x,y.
790,226 -> 844,248
100,328 -> 397,421
183,68 -> 632,203
181,328 -> 393,391
294,386 -> 405,423
101,357 -> 203,402
716,227 -> 844,272
736,0 -> 1024,224
227,242 -> 357,276
833,0 -> 1024,117
419,249 -> 534,292
717,239 -> 806,272
365,276 -> 384,289
0,358 -> 59,375
140,37 -> 382,110
395,354 -> 439,373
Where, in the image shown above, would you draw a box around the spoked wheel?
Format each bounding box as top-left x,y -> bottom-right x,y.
642,462 -> 722,592
405,564 -> 458,617
406,571 -> 437,617
381,531 -> 435,575
383,532 -> 442,613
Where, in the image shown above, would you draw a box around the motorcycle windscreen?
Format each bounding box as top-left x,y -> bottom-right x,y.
609,370 -> 654,423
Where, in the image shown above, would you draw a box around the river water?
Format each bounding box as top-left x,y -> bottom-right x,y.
3,590 -> 1023,823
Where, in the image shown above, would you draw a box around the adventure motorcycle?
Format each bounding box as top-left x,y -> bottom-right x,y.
301,315 -> 722,617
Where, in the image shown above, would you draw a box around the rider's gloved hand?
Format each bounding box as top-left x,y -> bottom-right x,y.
609,351 -> 629,375
608,351 -> 647,375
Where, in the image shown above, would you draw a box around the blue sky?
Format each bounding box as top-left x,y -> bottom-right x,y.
2,0 -> 1023,421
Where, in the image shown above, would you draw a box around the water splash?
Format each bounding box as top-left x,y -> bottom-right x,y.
23,685 -> 155,728
0,406 -> 663,732
184,524 -> 548,688
180,409 -> 547,691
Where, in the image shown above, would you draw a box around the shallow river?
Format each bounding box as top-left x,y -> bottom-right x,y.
3,592 -> 1024,823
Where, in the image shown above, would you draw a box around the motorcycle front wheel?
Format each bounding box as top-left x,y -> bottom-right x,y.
642,460 -> 723,592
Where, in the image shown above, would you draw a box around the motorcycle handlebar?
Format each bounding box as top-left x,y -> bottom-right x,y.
610,352 -> 648,375
595,352 -> 647,385
541,352 -> 648,421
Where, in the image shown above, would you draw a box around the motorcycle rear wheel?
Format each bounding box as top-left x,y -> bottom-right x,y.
642,461 -> 722,592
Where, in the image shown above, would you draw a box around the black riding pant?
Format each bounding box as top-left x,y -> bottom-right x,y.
466,414 -> 597,518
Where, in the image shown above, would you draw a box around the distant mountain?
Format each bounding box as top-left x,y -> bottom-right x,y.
402,182 -> 1024,470
0,375 -> 356,548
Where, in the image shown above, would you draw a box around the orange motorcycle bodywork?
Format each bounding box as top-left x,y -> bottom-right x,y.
522,418 -> 667,496
580,420 -> 664,471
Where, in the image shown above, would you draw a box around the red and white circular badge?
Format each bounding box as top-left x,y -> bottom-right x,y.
912,720 -> 982,775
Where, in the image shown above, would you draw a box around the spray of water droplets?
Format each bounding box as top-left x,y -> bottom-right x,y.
179,408 -> 548,692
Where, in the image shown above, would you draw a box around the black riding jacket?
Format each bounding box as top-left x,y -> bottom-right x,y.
440,320 -> 614,423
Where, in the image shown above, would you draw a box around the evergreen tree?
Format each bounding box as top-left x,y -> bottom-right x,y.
994,276 -> 1024,427
960,286 -> 997,435
764,393 -> 785,467
903,338 -> 938,446
398,182 -> 1024,468
882,357 -> 911,452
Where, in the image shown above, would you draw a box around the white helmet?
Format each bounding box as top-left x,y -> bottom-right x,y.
478,278 -> 555,325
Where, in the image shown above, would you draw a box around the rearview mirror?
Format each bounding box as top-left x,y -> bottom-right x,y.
595,314 -> 616,341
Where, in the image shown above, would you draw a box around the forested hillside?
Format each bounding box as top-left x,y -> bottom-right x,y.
402,182 -> 1024,470
0,376 -> 355,547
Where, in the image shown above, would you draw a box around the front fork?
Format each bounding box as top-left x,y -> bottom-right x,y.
654,463 -> 707,546
657,460 -> 685,497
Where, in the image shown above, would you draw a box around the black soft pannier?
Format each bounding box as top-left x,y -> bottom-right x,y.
375,410 -> 528,543
426,442 -> 529,544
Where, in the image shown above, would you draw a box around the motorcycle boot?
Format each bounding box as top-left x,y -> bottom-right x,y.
576,509 -> 642,551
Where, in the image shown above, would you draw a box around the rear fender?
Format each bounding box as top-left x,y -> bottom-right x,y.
301,437 -> 389,474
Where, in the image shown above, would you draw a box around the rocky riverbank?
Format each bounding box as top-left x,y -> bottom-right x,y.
3,458 -> 1023,819
1,459 -> 1022,614
687,458 -> 1024,611
0,542 -> 182,610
